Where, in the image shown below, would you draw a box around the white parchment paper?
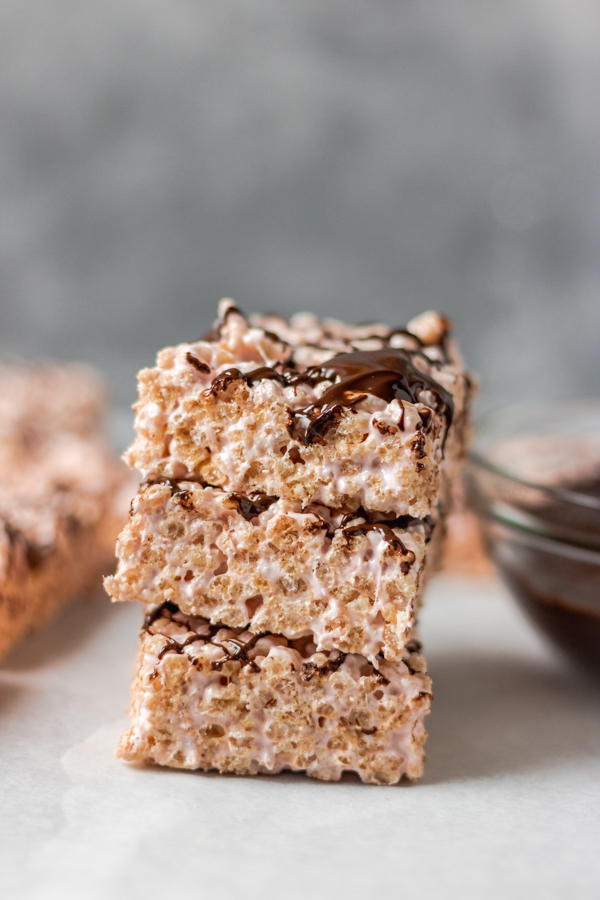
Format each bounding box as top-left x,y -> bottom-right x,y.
1,577 -> 599,900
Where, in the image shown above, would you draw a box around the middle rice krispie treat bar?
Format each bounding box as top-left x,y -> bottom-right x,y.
106,481 -> 433,661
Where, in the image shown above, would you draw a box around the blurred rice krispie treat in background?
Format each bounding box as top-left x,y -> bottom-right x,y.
0,363 -> 133,659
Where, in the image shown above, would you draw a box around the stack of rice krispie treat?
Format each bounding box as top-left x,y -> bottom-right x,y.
0,363 -> 132,658
107,301 -> 473,784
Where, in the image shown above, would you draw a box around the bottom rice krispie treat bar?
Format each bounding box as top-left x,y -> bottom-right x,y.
118,601 -> 432,784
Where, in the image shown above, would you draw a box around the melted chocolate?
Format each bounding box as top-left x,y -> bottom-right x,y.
340,522 -> 416,573
141,476 -> 204,512
143,601 -> 287,675
202,305 -> 290,352
201,303 -> 244,341
488,472 -> 600,680
207,364 -> 306,396
227,492 -> 278,520
142,600 -> 396,685
301,651 -> 347,682
388,318 -> 452,362
143,478 -> 276,520
338,507 -> 430,531
143,601 -> 392,684
201,316 -> 454,447
143,600 -> 180,629
185,352 -> 210,374
209,632 -> 262,673
144,601 -> 262,673
287,348 -> 453,445
302,503 -> 433,549
500,565 -> 600,681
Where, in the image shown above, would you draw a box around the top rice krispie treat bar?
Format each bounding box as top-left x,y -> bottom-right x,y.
125,301 -> 472,518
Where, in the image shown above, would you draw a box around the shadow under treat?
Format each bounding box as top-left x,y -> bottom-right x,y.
423,651 -> 600,784
1,590 -> 118,673
0,677 -> 27,719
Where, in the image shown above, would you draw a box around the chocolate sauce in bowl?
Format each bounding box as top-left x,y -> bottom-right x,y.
513,583 -> 600,679
484,472 -> 600,680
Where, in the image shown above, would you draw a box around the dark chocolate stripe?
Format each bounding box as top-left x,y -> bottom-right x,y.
206,364 -> 306,396
288,348 -> 454,445
144,601 -> 395,684
201,303 -> 245,341
301,651 -> 346,681
226,492 -> 278,520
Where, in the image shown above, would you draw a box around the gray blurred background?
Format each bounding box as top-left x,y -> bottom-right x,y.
0,0 -> 599,425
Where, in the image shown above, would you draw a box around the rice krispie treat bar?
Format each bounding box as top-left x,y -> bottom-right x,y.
125,300 -> 472,517
118,601 -> 432,784
0,364 -> 132,658
113,301 -> 473,783
106,480 -> 434,661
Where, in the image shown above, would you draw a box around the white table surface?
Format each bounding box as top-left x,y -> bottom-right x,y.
1,575 -> 599,900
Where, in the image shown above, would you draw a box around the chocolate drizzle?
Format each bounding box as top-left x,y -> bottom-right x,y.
143,600 -> 180,629
341,522 -> 416,573
301,651 -> 347,681
143,601 -> 392,684
209,632 -> 263,673
287,348 -> 454,445
206,364 -> 305,396
144,601 -> 263,674
200,309 -> 454,448
140,479 -> 433,550
201,303 -> 244,341
141,476 -> 207,512
305,503 -> 434,549
226,492 -> 278,520
143,476 -> 275,520
337,506 -> 428,572
185,352 -> 210,374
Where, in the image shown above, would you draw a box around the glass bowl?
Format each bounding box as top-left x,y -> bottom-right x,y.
466,400 -> 600,680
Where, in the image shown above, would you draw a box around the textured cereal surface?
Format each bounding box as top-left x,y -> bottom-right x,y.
125,302 -> 472,516
118,603 -> 432,784
106,482 -> 430,661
